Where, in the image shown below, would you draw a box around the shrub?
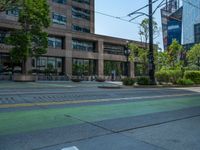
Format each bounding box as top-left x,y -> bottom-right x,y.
155,69 -> 183,84
177,78 -> 194,85
169,70 -> 183,84
122,78 -> 136,86
96,77 -> 105,82
137,76 -> 150,85
155,70 -> 170,83
184,71 -> 200,84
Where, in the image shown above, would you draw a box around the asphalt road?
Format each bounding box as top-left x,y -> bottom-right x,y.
0,82 -> 200,150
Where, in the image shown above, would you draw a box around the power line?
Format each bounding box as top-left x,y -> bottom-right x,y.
127,0 -> 160,17
95,11 -> 140,25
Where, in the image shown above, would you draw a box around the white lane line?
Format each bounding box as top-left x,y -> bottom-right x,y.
61,146 -> 79,150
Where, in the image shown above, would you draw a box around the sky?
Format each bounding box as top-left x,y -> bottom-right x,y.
95,0 -> 163,49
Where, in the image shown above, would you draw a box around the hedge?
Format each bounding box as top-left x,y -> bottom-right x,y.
184,71 -> 200,84
155,70 -> 183,84
122,78 -> 136,86
137,76 -> 150,85
177,78 -> 194,85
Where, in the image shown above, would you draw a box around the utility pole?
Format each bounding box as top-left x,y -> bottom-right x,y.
149,0 -> 156,84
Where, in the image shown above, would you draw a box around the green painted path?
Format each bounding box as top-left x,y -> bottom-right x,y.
0,96 -> 200,136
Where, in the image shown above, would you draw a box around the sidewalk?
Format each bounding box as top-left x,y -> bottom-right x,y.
0,81 -> 122,89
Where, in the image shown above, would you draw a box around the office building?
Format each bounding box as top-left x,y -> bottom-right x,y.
161,0 -> 181,50
182,0 -> 200,50
0,0 -> 146,80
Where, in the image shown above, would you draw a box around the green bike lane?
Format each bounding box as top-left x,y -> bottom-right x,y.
1,95 -> 200,136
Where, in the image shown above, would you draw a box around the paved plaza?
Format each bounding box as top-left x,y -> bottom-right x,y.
0,81 -> 200,150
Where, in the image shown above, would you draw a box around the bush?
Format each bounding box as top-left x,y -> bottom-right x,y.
137,76 -> 150,85
177,78 -> 194,85
155,69 -> 183,84
184,71 -> 200,84
96,77 -> 105,82
155,70 -> 170,83
122,78 -> 136,86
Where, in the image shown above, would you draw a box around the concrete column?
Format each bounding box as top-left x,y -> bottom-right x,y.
64,57 -> 72,76
26,58 -> 32,73
97,40 -> 104,77
130,62 -> 135,78
64,33 -> 73,76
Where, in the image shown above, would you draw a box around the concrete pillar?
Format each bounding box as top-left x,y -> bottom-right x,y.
64,57 -> 72,76
130,62 -> 135,78
97,40 -> 104,77
64,33 -> 73,76
26,58 -> 32,73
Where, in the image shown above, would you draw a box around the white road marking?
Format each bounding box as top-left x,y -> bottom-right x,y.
61,146 -> 79,150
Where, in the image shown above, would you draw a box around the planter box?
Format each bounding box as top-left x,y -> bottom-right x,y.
13,75 -> 36,82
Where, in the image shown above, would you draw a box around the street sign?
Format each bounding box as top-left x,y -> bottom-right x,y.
61,146 -> 79,150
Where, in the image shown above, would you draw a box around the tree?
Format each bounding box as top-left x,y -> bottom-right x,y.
156,51 -> 169,70
129,43 -> 160,76
129,43 -> 148,75
139,18 -> 159,48
187,44 -> 200,69
0,0 -> 20,12
167,39 -> 183,68
7,0 -> 50,74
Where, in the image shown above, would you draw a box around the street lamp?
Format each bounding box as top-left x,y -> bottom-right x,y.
124,43 -> 131,77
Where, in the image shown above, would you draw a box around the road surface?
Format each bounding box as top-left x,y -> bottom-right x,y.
0,81 -> 200,150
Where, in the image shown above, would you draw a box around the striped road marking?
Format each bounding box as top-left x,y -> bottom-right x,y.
0,93 -> 199,109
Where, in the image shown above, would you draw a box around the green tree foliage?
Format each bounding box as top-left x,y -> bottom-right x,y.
139,18 -> 159,48
157,39 -> 184,71
129,43 -> 158,75
0,0 -> 20,12
187,44 -> 200,69
7,0 -> 50,74
167,39 -> 183,68
129,43 -> 148,75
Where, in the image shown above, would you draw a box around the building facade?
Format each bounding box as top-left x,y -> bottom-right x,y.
0,0 -> 145,80
161,0 -> 181,50
182,0 -> 200,49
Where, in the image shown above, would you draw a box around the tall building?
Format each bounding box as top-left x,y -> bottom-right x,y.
182,0 -> 200,49
0,0 -> 145,80
161,0 -> 181,50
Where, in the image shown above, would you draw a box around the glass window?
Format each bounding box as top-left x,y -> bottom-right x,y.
32,59 -> 35,67
52,0 -> 67,4
0,30 -> 7,43
72,24 -> 90,33
6,8 -> 19,17
34,56 -> 63,74
48,37 -> 64,49
72,0 -> 90,5
57,58 -> 62,68
104,43 -> 125,55
52,12 -> 67,25
72,39 -> 95,52
47,58 -> 56,69
195,23 -> 200,43
0,54 -> 12,74
104,61 -> 126,76
72,6 -> 90,21
72,58 -> 97,76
